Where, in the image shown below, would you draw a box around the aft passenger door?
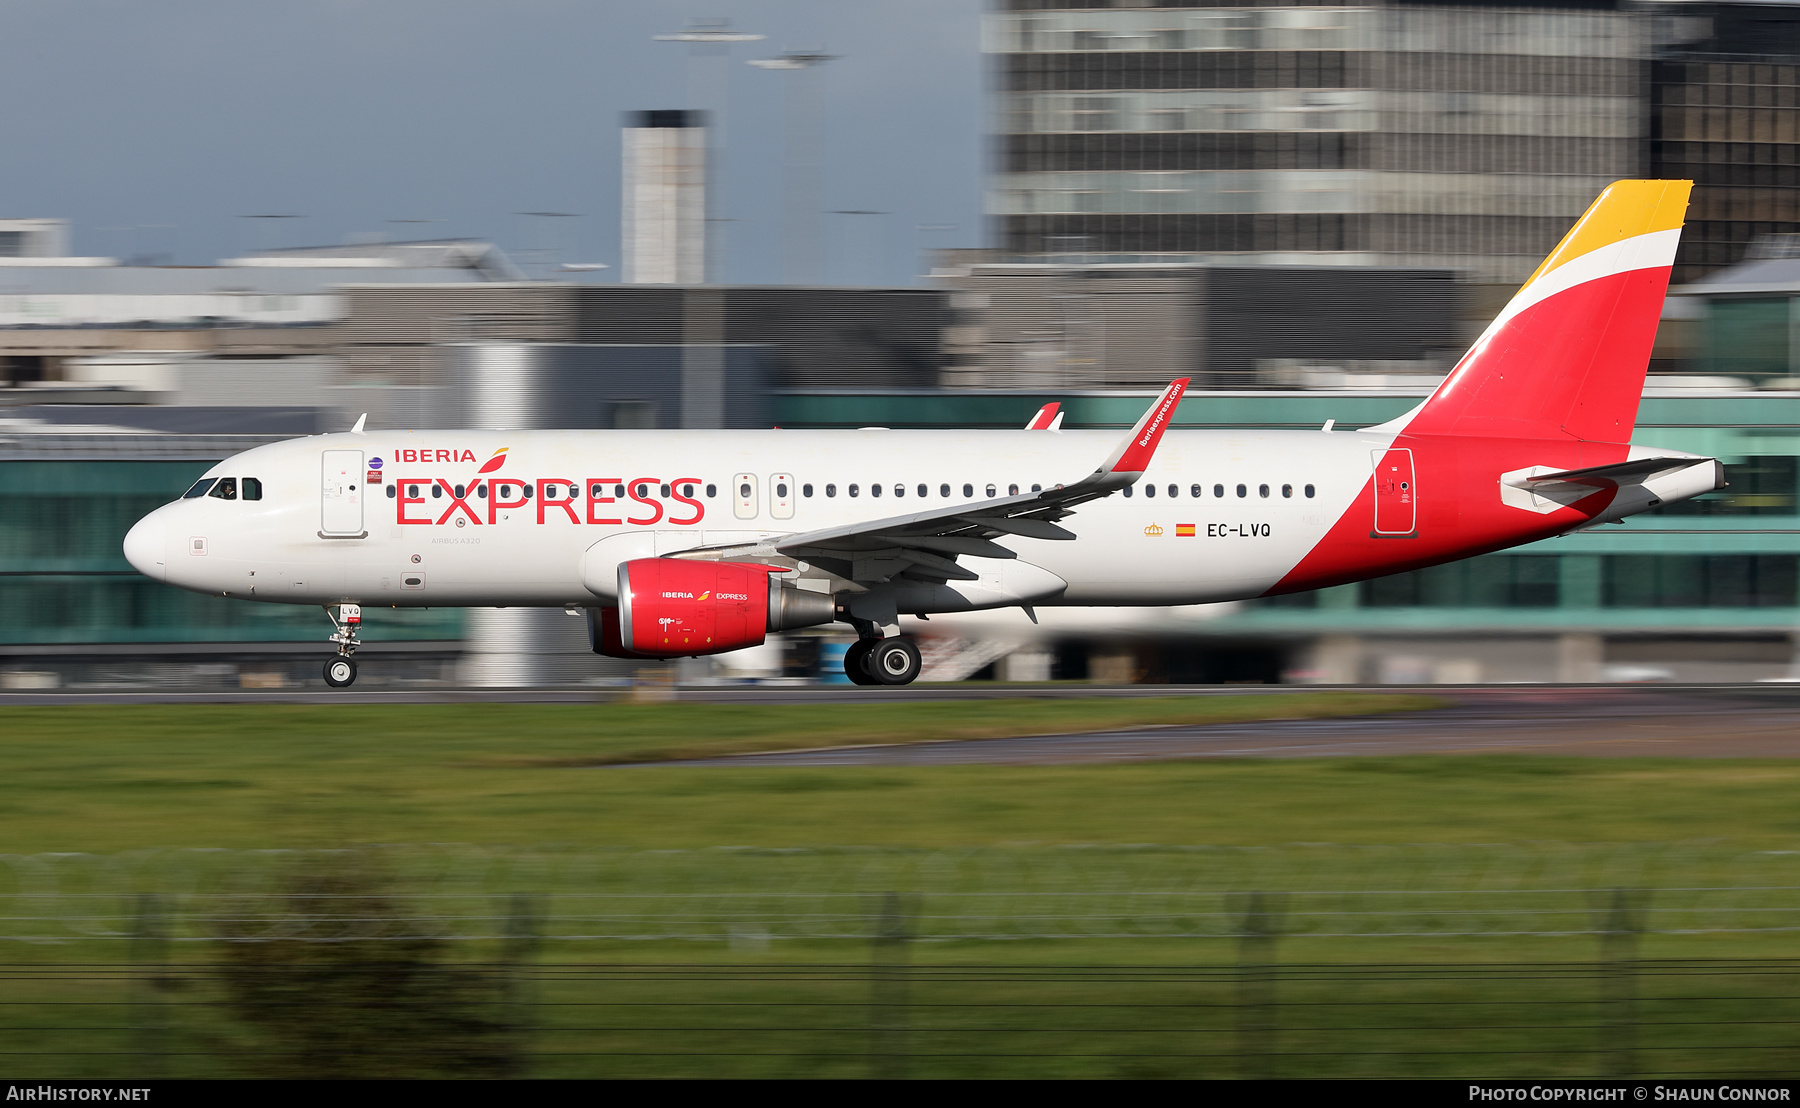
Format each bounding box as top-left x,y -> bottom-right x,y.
1371,448 -> 1417,537
321,449 -> 365,536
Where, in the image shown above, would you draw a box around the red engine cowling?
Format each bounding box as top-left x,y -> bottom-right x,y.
615,559 -> 780,658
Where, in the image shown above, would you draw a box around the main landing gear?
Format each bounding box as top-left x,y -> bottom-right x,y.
844,636 -> 922,686
323,603 -> 362,689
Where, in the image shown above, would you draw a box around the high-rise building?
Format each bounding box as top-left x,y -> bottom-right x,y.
1650,4 -> 1800,284
988,1 -> 1648,284
621,110 -> 707,284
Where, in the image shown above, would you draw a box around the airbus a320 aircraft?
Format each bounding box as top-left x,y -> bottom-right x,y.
123,180 -> 1722,688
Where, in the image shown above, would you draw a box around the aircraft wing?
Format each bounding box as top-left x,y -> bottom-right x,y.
670,378 -> 1188,584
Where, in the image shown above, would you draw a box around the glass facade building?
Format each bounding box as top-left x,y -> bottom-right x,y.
1651,4 -> 1800,283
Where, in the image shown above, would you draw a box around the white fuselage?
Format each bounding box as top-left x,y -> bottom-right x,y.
123,427 -> 1394,610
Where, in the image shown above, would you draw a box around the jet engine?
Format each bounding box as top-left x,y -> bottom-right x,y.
592,558 -> 837,659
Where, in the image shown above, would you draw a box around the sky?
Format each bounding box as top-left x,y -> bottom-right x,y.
0,0 -> 986,285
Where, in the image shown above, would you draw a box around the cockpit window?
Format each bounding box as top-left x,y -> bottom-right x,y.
182,478 -> 216,499
207,477 -> 238,501
242,477 -> 262,501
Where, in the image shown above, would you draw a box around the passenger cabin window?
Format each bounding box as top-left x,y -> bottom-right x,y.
1259,484 -> 1270,498
1167,484 -> 1177,498
872,484 -> 882,497
207,478 -> 237,501
1145,484 -> 1155,498
182,478 -> 216,499
1009,484 -> 1019,495
803,483 -> 814,498
985,484 -> 997,497
1236,484 -> 1247,498
892,483 -> 902,497
243,477 -> 262,501
431,484 -> 443,498
660,484 -> 671,497
1122,486 -> 1132,498
963,484 -> 973,498
940,484 -> 950,497
826,484 -> 837,497
706,484 -> 717,498
917,484 -> 927,497
1305,484 -> 1316,498
849,484 -> 860,498
1191,484 -> 1201,498
1213,484 -> 1224,498
386,485 -> 396,499
1282,484 -> 1293,498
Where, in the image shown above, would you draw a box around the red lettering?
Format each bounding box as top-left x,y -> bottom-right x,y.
667,476 -> 706,526
487,479 -> 529,525
537,478 -> 580,524
626,476 -> 663,526
434,479 -> 481,526
434,449 -> 450,462
400,448 -> 415,463
461,450 -> 476,462
397,479 -> 432,524
586,477 -> 622,525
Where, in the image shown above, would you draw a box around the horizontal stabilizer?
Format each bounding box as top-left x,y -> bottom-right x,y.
1522,456 -> 1709,486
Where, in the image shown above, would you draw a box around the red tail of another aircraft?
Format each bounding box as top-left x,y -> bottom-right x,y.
1378,179 -> 1693,444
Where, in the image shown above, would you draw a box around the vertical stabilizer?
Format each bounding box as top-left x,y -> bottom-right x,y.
1374,180 -> 1692,443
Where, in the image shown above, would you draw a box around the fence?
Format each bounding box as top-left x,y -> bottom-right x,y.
2,845 -> 1800,1077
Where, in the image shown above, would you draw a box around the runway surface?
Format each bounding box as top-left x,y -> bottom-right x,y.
664,686 -> 1800,765
12,683 -> 1800,763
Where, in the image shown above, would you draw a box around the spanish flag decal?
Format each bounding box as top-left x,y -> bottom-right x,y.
1176,524 -> 1196,537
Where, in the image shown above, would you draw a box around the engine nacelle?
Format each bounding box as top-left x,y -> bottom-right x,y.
603,559 -> 836,659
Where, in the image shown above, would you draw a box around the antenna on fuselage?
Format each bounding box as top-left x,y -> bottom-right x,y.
350,413 -> 368,435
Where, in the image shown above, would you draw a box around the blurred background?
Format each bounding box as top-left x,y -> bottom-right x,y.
7,0 -> 1800,689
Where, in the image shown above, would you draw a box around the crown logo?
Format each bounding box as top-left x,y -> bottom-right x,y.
1144,523 -> 1164,537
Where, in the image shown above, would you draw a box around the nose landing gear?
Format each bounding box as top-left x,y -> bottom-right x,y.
323,603 -> 362,689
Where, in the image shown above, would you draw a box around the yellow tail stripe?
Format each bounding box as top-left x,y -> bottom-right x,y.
1521,179 -> 1693,290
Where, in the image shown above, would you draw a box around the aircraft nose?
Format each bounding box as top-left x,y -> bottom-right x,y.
123,510 -> 167,582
